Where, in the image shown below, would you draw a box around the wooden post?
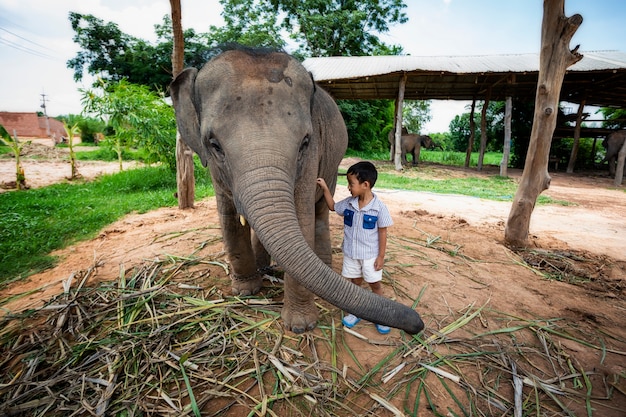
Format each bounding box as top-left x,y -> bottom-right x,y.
566,99 -> 586,173
170,0 -> 195,209
505,0 -> 582,246
500,96 -> 512,177
614,137 -> 626,186
394,74 -> 407,171
464,99 -> 476,168
478,88 -> 491,171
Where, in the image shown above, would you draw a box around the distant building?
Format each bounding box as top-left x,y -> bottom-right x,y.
0,112 -> 66,142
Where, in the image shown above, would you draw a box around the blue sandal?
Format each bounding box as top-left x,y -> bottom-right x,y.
342,314 -> 361,328
376,324 -> 391,334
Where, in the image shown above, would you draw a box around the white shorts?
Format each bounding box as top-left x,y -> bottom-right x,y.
342,256 -> 383,283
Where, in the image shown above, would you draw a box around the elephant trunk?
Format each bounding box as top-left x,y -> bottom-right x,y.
235,174 -> 424,334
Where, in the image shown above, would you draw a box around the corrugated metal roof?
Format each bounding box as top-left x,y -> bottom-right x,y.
303,51 -> 626,81
302,51 -> 626,108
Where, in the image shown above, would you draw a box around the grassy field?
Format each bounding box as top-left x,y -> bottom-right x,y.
0,164 -> 214,283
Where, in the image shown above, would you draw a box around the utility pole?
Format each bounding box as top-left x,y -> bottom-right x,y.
40,91 -> 50,136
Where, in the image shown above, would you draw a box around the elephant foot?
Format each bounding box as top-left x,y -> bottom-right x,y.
231,272 -> 263,296
281,302 -> 319,334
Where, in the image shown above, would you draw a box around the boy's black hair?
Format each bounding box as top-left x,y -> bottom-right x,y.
347,161 -> 378,188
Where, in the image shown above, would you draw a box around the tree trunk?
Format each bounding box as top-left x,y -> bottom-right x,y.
505,0 -> 582,246
566,99 -> 586,173
500,96 -> 512,177
170,0 -> 195,209
394,74 -> 406,171
464,99 -> 476,168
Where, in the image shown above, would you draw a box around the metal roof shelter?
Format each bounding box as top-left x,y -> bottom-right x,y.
302,50 -> 626,109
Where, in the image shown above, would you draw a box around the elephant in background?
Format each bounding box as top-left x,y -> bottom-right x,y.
603,130 -> 626,177
388,128 -> 438,166
171,47 -> 424,335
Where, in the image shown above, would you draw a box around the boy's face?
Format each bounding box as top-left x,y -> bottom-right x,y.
347,173 -> 370,197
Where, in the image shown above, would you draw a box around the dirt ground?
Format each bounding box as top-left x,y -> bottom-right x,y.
1,149 -> 625,415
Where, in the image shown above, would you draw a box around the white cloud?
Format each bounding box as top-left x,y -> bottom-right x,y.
0,0 -> 624,121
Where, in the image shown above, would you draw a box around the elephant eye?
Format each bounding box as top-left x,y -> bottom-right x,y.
208,137 -> 225,159
298,135 -> 310,160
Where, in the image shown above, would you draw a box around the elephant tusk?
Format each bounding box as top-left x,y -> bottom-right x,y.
239,214 -> 247,226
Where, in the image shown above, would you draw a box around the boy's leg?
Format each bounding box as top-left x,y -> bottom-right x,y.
368,280 -> 383,296
362,259 -> 391,335
341,256 -> 363,328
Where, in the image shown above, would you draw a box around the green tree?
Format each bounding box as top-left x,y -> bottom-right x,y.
449,113 -> 473,152
598,107 -> 626,129
268,0 -> 408,57
63,121 -> 81,180
402,100 -> 432,134
67,13 -> 216,91
0,124 -> 28,189
81,80 -> 177,170
209,0 -> 285,49
338,100 -> 394,152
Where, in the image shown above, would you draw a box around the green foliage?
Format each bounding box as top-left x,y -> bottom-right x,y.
598,107 -> 626,129
550,137 -> 601,170
508,100 -> 534,168
210,0 -> 285,49
0,124 -> 29,188
56,114 -> 104,143
268,0 -> 408,57
447,100 -> 535,168
75,146 -> 147,162
428,132 -> 452,150
338,100 -> 394,152
81,79 -> 177,170
402,100 -> 432,133
449,112 -> 474,152
0,166 -> 214,282
67,13 -> 218,91
447,101 -> 507,153
63,121 -> 81,179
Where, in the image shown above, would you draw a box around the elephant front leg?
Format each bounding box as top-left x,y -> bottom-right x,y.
216,195 -> 263,296
282,275 -> 318,333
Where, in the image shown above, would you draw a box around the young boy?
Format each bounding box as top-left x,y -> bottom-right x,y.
316,161 -> 393,334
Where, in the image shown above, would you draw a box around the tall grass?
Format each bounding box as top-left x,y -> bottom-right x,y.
0,166 -> 214,283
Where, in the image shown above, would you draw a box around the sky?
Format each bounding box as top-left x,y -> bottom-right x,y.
1,0 -> 625,133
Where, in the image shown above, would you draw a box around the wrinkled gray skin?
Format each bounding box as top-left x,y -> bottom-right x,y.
170,49 -> 424,335
388,129 -> 436,166
602,130 -> 626,177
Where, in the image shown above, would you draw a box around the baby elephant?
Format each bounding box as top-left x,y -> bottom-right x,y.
388,128 -> 435,166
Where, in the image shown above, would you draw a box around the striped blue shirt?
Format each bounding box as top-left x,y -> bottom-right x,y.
334,193 -> 393,260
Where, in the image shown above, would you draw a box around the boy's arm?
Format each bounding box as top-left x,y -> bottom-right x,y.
316,178 -> 336,211
374,227 -> 388,270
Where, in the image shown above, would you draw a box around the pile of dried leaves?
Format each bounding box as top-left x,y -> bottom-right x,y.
1,252 -> 625,416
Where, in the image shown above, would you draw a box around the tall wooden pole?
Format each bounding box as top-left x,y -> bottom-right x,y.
170,0 -> 195,209
505,0 -> 582,246
614,137 -> 626,186
500,96 -> 512,177
477,88 -> 491,171
464,99 -> 476,168
566,99 -> 586,173
394,74 -> 407,171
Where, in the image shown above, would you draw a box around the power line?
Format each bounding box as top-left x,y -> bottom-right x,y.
0,26 -> 57,59
0,26 -> 49,50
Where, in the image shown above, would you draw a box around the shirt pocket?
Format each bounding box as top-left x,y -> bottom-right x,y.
363,214 -> 378,230
343,209 -> 354,227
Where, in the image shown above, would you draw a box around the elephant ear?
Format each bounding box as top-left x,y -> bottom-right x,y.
170,68 -> 210,167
